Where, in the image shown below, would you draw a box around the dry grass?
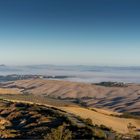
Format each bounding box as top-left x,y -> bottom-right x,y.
0,117 -> 10,125
0,79 -> 140,134
90,107 -> 122,116
1,79 -> 140,113
0,88 -> 21,94
1,96 -> 140,134
60,106 -> 140,134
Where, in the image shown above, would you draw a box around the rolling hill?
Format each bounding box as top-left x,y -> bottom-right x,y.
1,79 -> 140,115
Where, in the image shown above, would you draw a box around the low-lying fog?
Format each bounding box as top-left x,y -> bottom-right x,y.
0,65 -> 140,83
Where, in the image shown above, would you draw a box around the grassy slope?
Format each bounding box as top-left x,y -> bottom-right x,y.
0,94 -> 139,134
0,100 -> 99,139
0,88 -> 21,94
1,79 -> 140,114
60,106 -> 140,134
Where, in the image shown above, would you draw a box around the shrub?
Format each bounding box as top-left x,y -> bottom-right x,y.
92,128 -> 107,139
44,124 -> 72,140
84,118 -> 93,126
100,124 -> 111,131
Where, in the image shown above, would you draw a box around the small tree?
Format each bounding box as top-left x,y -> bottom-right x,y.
44,124 -> 72,140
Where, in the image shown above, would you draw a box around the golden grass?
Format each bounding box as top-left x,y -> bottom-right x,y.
60,106 -> 140,134
90,107 -> 122,116
1,96 -> 140,134
0,88 -> 21,94
0,117 -> 11,125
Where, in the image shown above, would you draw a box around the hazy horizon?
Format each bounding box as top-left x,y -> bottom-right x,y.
2,63 -> 140,68
1,65 -> 140,83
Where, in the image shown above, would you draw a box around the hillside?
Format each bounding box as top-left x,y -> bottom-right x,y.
0,99 -> 123,139
60,106 -> 140,134
1,79 -> 140,114
0,94 -> 140,136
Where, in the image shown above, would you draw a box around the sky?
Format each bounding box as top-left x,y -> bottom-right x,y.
0,0 -> 140,66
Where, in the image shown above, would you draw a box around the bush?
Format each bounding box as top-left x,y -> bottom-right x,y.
100,124 -> 111,131
92,128 -> 107,139
84,118 -> 93,126
44,124 -> 72,140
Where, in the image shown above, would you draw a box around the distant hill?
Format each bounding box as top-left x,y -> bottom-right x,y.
1,79 -> 140,115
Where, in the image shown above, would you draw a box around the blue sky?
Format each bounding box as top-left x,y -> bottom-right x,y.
0,0 -> 140,66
